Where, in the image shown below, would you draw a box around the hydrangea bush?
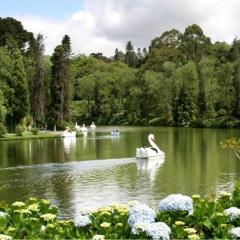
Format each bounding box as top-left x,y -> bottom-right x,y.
128,204 -> 156,226
159,194 -> 193,214
2,182 -> 240,239
224,207 -> 240,221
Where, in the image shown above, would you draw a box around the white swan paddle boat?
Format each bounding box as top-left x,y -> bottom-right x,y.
90,122 -> 96,130
62,127 -> 76,138
111,129 -> 120,136
75,123 -> 81,131
136,133 -> 164,158
80,124 -> 88,132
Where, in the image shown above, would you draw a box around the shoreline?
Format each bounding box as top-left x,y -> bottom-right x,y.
0,131 -> 62,141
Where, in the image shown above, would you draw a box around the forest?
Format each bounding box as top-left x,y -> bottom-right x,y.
1,17 -> 240,132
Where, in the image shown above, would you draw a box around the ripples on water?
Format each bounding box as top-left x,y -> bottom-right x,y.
0,156 -> 166,218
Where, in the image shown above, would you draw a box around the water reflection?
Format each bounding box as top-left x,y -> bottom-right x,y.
83,133 -> 88,149
1,127 -> 240,218
136,157 -> 165,183
111,134 -> 120,145
90,131 -> 96,138
111,134 -> 120,139
63,138 -> 76,154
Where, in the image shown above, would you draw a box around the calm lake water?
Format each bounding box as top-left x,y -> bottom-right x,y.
0,126 -> 240,219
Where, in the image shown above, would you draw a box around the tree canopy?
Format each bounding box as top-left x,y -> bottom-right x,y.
0,18 -> 240,130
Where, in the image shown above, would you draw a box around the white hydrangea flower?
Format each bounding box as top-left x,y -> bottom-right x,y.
92,235 -> 105,240
146,222 -> 171,240
40,213 -> 56,221
110,203 -> 129,213
188,234 -> 200,240
128,204 -> 156,226
0,234 -> 12,240
75,214 -> 92,227
12,201 -> 25,208
184,228 -> 197,234
224,207 -> 240,221
100,222 -> 111,228
229,227 -> 240,238
220,192 -> 231,197
159,194 -> 193,214
27,203 -> 39,212
40,225 -> 46,232
132,221 -> 150,235
0,211 -> 9,218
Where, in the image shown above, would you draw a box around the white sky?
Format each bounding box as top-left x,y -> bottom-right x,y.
12,0 -> 240,56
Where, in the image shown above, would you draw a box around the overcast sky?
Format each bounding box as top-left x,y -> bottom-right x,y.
1,0 -> 240,56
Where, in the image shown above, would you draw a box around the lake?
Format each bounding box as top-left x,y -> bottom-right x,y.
0,126 -> 240,219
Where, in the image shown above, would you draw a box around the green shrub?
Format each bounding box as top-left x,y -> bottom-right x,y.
76,131 -> 84,137
190,119 -> 204,128
31,127 -> 39,135
0,122 -> 7,137
22,116 -> 33,128
56,121 -> 68,131
110,112 -> 125,125
149,117 -> 169,126
15,124 -> 26,136
3,182 -> 240,239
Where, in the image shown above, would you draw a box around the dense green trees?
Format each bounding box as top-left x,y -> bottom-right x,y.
0,45 -> 29,129
9,48 -> 30,127
231,39 -> 240,117
0,89 -> 5,123
0,17 -> 34,51
1,17 -> 240,130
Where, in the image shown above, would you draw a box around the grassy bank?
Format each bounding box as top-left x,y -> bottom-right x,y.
0,131 -> 62,141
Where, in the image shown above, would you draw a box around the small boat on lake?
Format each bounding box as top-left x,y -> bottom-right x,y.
90,122 -> 96,130
80,124 -> 88,132
111,129 -> 120,136
62,127 -> 76,138
136,133 -> 164,159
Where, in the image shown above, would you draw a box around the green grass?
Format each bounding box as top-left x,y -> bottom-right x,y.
0,131 -> 62,141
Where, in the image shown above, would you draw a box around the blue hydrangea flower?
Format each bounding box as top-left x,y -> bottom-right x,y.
224,207 -> 240,221
74,214 -> 92,227
159,194 -> 193,214
229,227 -> 240,238
128,204 -> 156,226
146,222 -> 171,240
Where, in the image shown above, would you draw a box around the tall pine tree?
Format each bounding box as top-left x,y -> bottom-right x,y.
7,47 -> 30,128
61,35 -> 72,120
124,41 -> 136,67
48,45 -> 65,126
31,34 -> 45,125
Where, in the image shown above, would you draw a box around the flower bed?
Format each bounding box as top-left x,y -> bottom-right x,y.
1,183 -> 240,239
